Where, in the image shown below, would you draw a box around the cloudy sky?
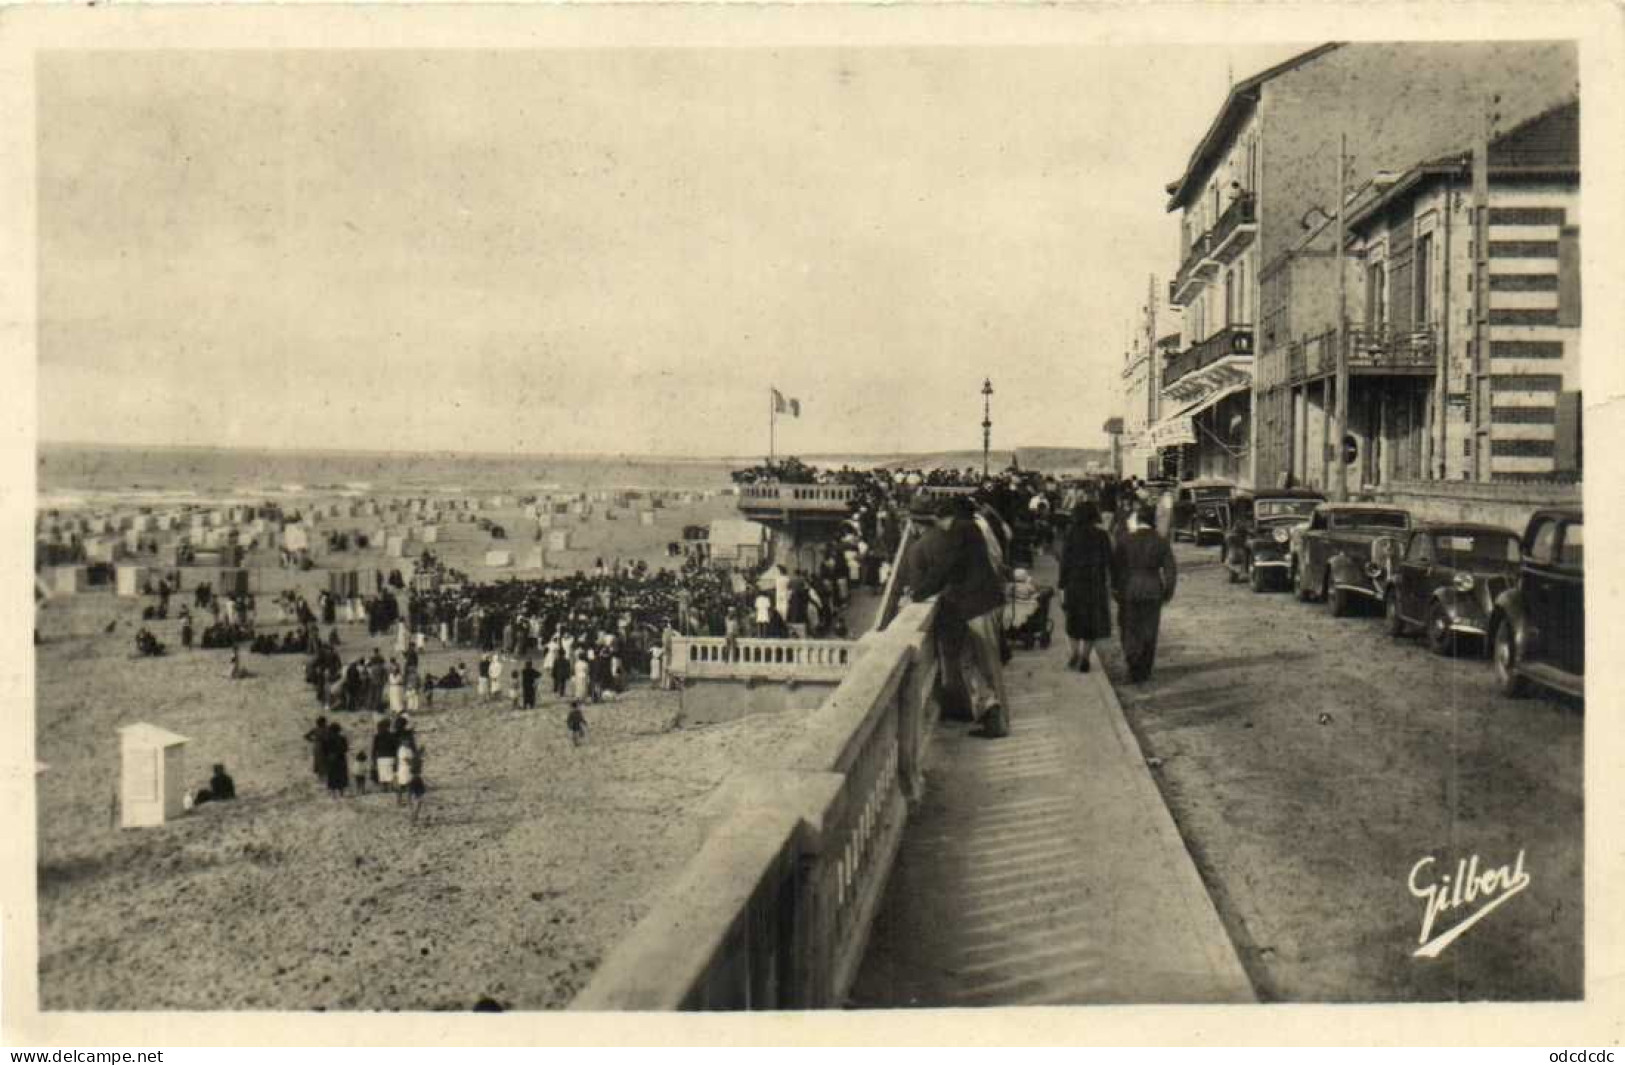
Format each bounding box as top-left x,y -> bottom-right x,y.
38,44 -> 1306,457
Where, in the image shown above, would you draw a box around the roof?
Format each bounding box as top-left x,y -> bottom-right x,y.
708,519 -> 768,548
1318,503 -> 1410,513
1239,488 -> 1326,501
1165,43 -> 1344,211
119,723 -> 189,747
1346,98 -> 1579,236
1417,522 -> 1520,537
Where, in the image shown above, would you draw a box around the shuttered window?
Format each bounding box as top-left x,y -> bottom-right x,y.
1558,226 -> 1581,327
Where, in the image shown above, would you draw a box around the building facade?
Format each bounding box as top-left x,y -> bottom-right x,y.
1337,101 -> 1580,485
1154,40 -> 1578,490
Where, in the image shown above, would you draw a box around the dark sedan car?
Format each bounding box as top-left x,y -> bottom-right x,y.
1382,523 -> 1522,655
1171,480 -> 1237,545
1223,488 -> 1325,591
1490,508 -> 1583,700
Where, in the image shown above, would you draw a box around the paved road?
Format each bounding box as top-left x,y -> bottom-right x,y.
1099,540 -> 1583,1001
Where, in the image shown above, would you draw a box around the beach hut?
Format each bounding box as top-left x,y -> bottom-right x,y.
523,548 -> 546,570
385,535 -> 411,558
708,520 -> 770,569
119,723 -> 189,829
484,550 -> 513,568
547,530 -> 572,552
536,514 -> 554,530
639,511 -> 657,527
84,537 -> 121,564
49,565 -> 87,595
115,565 -> 148,598
419,525 -> 440,544
282,525 -> 310,553
328,570 -> 360,598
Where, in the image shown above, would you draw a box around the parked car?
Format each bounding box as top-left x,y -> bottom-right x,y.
1171,479 -> 1237,546
1489,509 -> 1583,699
1223,488 -> 1325,591
1382,523 -> 1522,655
1291,504 -> 1414,615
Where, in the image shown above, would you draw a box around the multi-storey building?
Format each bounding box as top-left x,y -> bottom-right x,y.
1335,100 -> 1580,485
1152,40 -> 1577,489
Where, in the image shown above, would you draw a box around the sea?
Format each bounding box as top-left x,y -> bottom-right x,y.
36,443 -> 745,513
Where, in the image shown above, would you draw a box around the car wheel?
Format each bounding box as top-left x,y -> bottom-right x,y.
1425,604 -> 1455,656
1227,557 -> 1241,584
1385,590 -> 1407,636
1249,562 -> 1267,593
1293,561 -> 1310,601
1493,621 -> 1528,697
1327,575 -> 1349,617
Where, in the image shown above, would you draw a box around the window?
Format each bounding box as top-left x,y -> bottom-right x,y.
1558,226 -> 1581,326
1406,535 -> 1434,564
1332,510 -> 1409,530
1367,263 -> 1387,329
1414,233 -> 1433,324
1529,519 -> 1559,564
1558,522 -> 1583,567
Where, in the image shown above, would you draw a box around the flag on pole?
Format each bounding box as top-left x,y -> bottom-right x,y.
789,398 -> 801,418
772,388 -> 787,414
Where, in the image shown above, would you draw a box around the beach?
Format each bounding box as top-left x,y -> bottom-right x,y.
33,461 -> 801,1010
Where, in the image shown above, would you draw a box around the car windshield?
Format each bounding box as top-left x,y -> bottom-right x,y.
1256,499 -> 1320,520
1434,532 -> 1520,566
1331,510 -> 1409,530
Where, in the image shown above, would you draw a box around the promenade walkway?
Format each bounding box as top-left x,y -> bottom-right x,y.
850,551 -> 1255,1007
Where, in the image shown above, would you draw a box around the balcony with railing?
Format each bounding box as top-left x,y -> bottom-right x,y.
1162,325 -> 1254,392
1289,324 -> 1438,382
1209,192 -> 1257,263
1169,229 -> 1217,306
737,483 -> 860,518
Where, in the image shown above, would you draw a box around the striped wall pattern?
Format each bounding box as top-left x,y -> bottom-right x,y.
1485,193 -> 1579,479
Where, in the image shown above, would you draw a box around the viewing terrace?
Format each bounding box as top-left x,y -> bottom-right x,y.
574,531 -> 1254,1010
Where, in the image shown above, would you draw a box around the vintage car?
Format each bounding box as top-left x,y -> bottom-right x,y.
1381,522 -> 1522,655
1291,503 -> 1414,615
1489,508 -> 1583,699
1171,479 -> 1237,545
1222,488 -> 1326,591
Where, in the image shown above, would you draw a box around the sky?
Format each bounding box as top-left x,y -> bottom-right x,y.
37,44 -> 1308,458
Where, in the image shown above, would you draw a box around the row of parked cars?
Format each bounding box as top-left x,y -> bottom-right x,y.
1171,483 -> 1584,701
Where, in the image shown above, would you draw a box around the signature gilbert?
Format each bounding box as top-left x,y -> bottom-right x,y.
1408,849 -> 1530,958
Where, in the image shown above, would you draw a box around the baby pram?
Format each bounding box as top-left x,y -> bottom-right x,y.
1003,577 -> 1054,651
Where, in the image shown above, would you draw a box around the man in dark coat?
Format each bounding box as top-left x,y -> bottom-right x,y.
1110,505 -> 1178,683
898,499 -> 971,720
910,497 -> 1011,737
520,658 -> 540,709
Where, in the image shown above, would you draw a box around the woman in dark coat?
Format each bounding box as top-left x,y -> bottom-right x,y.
1059,501 -> 1113,672
323,722 -> 350,797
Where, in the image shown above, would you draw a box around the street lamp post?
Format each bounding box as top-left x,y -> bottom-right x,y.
981,378 -> 994,479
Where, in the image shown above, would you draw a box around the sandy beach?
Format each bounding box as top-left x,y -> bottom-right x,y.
34,491 -> 806,1010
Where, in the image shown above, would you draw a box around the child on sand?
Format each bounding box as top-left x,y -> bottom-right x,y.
353,749 -> 370,795
567,703 -> 588,747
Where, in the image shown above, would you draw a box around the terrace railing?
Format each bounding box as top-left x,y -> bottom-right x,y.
670,636 -> 856,681
572,596 -> 942,1010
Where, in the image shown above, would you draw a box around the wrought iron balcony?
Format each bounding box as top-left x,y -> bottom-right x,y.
1346,325 -> 1437,370
1209,192 -> 1257,263
1162,325 -> 1255,390
1169,230 -> 1216,306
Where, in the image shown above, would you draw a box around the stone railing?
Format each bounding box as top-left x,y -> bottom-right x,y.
669,636 -> 856,681
737,484 -> 860,512
571,597 -> 942,1011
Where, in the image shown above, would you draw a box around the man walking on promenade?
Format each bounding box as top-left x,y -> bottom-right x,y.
1111,504 -> 1178,684
909,496 -> 1010,737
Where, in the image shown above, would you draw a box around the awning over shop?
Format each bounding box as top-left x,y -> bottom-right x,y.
1147,381 -> 1251,450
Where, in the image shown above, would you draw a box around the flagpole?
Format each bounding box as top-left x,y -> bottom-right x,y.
769,388 -> 776,467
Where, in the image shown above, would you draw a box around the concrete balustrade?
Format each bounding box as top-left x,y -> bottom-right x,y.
572,597 -> 941,1011
670,636 -> 855,681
